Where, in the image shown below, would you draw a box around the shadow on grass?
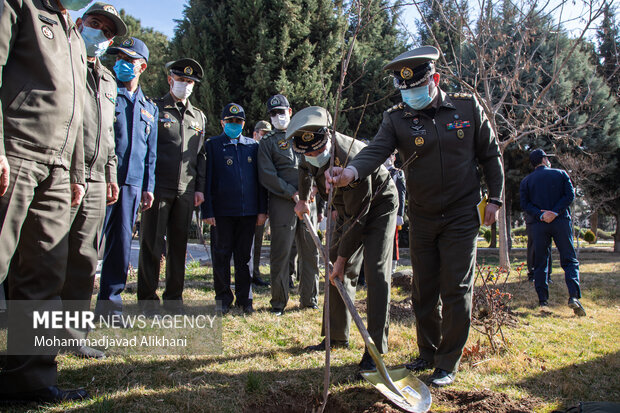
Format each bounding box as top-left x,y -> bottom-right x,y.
514,350 -> 620,408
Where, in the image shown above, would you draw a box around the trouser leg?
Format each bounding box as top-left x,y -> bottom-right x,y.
362,206 -> 396,354
434,209 -> 479,372
252,224 -> 265,279
62,181 -> 106,339
297,204 -> 319,307
410,214 -> 442,364
137,191 -> 172,303
532,222 -> 552,303
268,197 -> 296,310
96,184 -> 140,315
211,217 -> 234,308
550,219 -> 581,299
163,193 -> 193,303
0,159 -> 70,392
232,215 -> 256,307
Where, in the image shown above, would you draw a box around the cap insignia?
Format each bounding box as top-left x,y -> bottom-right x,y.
230,105 -> 240,114
184,66 -> 193,75
400,67 -> 414,80
103,5 -> 118,16
301,132 -> 314,142
122,38 -> 134,47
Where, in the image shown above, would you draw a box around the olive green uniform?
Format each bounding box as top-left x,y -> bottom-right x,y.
299,133 -> 397,353
137,93 -> 206,309
0,0 -> 87,392
258,129 -> 319,310
348,91 -> 504,372
62,59 -> 118,338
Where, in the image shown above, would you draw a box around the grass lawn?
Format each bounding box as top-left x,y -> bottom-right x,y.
6,249 -> 619,412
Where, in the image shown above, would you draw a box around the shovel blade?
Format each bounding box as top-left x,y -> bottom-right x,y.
361,367 -> 432,413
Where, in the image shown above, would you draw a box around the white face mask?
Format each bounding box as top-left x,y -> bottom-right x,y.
171,79 -> 194,101
271,112 -> 291,130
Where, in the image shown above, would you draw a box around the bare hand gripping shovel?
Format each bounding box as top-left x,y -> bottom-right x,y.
302,214 -> 431,412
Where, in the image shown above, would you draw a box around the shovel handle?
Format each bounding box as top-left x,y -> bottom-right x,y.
302,214 -> 406,400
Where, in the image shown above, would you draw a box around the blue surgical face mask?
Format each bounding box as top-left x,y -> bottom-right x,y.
81,26 -> 110,58
224,122 -> 243,139
60,0 -> 92,10
401,83 -> 435,110
114,59 -> 137,82
305,140 -> 332,168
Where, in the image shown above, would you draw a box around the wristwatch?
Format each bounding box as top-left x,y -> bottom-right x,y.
488,198 -> 503,207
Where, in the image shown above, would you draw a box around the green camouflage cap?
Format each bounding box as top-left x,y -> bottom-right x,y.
83,2 -> 127,37
254,120 -> 272,132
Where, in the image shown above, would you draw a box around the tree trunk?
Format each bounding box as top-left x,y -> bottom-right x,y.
590,210 -> 599,243
506,191 -> 513,251
615,211 -> 620,253
489,222 -> 497,248
497,155 -> 510,270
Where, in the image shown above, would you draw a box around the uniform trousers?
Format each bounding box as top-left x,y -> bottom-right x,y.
269,196 -> 319,310
0,156 -> 70,392
137,190 -> 194,307
62,180 -> 106,339
96,184 -> 141,315
321,202 -> 396,354
531,218 -> 580,303
212,215 -> 256,308
409,207 -> 479,373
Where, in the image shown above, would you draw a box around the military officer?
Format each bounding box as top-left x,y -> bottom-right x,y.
0,0 -> 90,403
137,58 -> 207,314
326,46 -> 504,386
60,2 -> 127,359
96,37 -> 158,317
202,103 -> 268,315
258,94 -> 320,315
292,106 -> 398,371
250,120 -> 272,287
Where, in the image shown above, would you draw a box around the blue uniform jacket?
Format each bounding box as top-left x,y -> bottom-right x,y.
202,133 -> 267,218
520,165 -> 575,224
113,83 -> 158,192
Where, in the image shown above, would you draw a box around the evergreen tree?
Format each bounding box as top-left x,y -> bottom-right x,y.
597,2 -> 619,103
170,0 -> 346,136
339,0 -> 407,139
102,10 -> 171,98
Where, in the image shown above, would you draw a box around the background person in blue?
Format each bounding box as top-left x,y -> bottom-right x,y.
519,148 -> 586,316
96,37 -> 158,316
202,103 -> 267,315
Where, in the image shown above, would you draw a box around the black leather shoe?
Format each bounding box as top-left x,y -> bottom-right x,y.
221,305 -> 230,315
305,338 -> 349,351
405,357 -> 432,372
0,386 -> 90,404
269,308 -> 285,316
252,276 -> 270,286
539,301 -> 548,307
243,304 -> 254,315
429,368 -> 456,387
358,351 -> 376,371
568,297 -> 586,317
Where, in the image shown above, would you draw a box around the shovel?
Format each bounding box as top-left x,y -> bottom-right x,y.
302,214 -> 432,413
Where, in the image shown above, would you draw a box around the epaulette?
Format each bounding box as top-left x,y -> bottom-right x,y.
449,92 -> 473,99
387,102 -> 405,113
264,130 -> 277,139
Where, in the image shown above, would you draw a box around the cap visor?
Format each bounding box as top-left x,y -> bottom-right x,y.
107,47 -> 145,60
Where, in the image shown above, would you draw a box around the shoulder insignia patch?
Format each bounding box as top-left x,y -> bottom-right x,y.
264,130 -> 276,139
387,102 -> 405,113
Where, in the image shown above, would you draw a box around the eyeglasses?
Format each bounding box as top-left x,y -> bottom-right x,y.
269,109 -> 286,117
